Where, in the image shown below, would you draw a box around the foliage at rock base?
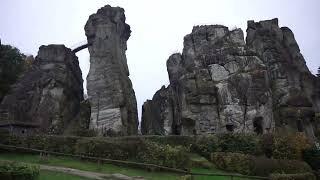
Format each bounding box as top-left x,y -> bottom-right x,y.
0,161 -> 39,180
0,133 -> 190,169
0,132 -> 318,172
269,173 -> 316,180
272,132 -> 311,160
137,141 -> 190,169
211,152 -> 312,176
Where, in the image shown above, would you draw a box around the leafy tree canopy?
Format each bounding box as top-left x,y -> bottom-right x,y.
0,41 -> 26,102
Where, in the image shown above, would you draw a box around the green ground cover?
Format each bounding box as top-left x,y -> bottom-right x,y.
0,152 -> 252,180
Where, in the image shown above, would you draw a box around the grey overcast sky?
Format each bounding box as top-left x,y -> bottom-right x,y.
1,0 -> 319,121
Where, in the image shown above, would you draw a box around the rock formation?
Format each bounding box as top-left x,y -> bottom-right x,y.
0,45 -> 83,134
142,18 -> 320,139
85,5 -> 138,136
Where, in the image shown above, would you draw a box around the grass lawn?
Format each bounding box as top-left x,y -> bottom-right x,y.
0,152 -> 251,180
40,170 -> 90,180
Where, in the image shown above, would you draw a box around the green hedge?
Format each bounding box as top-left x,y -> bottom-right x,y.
271,133 -> 311,160
0,161 -> 39,180
0,134 -> 191,169
190,134 -> 262,159
75,137 -> 144,160
217,134 -> 261,154
0,132 -> 315,170
211,152 -> 312,176
190,135 -> 218,159
137,141 -> 190,169
269,173 -> 316,180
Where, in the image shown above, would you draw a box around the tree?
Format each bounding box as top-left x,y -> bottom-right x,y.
0,43 -> 26,102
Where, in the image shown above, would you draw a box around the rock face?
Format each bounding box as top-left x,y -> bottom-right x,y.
0,45 -> 83,134
85,5 -> 138,136
142,19 -> 320,139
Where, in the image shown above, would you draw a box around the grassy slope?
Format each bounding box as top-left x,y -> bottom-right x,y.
0,153 -> 249,180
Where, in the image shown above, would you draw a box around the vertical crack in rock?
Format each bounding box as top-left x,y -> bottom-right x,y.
0,45 -> 83,135
142,19 -> 320,139
85,5 -> 138,136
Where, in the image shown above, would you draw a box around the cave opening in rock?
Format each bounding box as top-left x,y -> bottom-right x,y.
253,117 -> 263,134
226,123 -> 234,132
296,119 -> 303,132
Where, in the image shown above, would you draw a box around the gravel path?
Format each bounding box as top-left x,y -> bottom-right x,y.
40,164 -> 145,180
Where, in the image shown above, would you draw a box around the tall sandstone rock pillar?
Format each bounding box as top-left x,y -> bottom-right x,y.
85,5 -> 138,135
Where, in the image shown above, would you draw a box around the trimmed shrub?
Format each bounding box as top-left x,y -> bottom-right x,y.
0,161 -> 39,180
137,141 -> 191,169
126,135 -> 195,147
217,134 -> 261,155
211,152 -> 252,175
303,146 -> 320,170
190,135 -> 218,159
211,152 -> 312,176
272,133 -> 311,160
72,129 -> 97,137
74,137 -> 142,160
43,136 -> 78,154
269,173 -> 316,180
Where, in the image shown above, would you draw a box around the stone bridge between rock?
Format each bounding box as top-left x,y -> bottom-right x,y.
70,40 -> 92,53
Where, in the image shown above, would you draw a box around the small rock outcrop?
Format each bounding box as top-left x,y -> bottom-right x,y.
0,45 -> 83,134
142,18 -> 320,139
85,5 -> 138,135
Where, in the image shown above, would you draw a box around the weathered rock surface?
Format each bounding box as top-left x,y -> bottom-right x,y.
64,99 -> 92,136
85,5 -> 138,136
0,45 -> 83,134
142,19 -> 320,139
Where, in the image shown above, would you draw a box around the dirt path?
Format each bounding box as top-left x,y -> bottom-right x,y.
40,164 -> 145,180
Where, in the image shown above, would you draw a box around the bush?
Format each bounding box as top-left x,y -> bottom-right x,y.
0,161 -> 39,180
190,136 -> 218,159
217,134 -> 261,155
42,136 -> 78,154
211,152 -> 312,176
269,173 -> 316,180
72,129 -> 97,137
303,145 -> 320,170
211,152 -> 252,175
136,135 -> 194,147
137,141 -> 191,169
74,138 -> 140,160
272,133 -> 311,160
